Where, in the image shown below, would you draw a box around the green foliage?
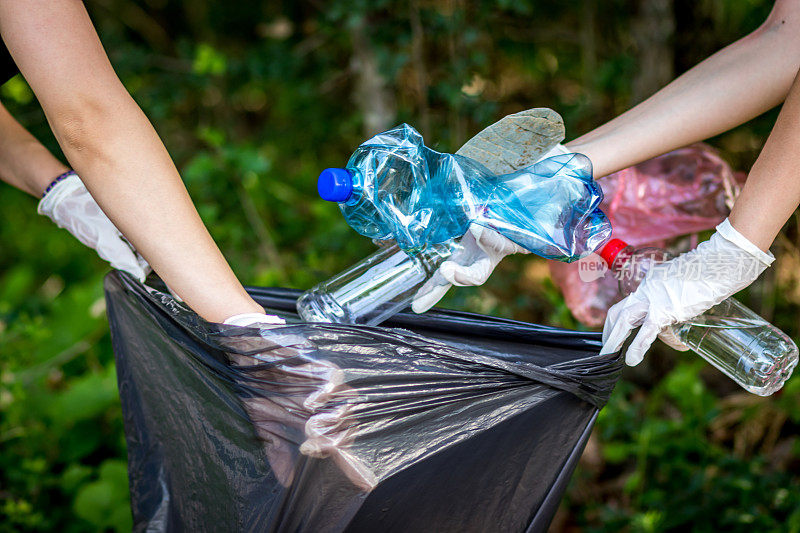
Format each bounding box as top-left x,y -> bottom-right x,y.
193,43 -> 227,76
1,0 -> 798,531
570,364 -> 800,532
72,460 -> 132,533
0,76 -> 33,105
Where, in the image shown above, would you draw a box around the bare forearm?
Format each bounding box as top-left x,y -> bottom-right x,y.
567,1 -> 800,178
729,67 -> 800,252
0,0 -> 264,322
0,102 -> 68,196
55,97 -> 264,321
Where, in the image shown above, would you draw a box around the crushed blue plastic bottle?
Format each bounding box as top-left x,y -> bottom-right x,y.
317,123 -> 611,261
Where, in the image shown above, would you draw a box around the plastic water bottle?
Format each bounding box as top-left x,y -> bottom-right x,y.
314,124 -> 610,258
297,124 -> 611,326
598,239 -> 798,396
297,242 -> 458,325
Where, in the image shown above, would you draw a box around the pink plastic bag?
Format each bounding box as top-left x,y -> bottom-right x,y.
548,143 -> 745,327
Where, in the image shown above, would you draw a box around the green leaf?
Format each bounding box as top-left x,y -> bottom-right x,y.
0,75 -> 34,104
72,460 -> 131,531
193,43 -> 227,75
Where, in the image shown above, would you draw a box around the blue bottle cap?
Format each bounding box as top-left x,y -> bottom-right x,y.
318,168 -> 354,202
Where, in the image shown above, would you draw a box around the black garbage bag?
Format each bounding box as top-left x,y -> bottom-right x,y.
104,272 -> 621,533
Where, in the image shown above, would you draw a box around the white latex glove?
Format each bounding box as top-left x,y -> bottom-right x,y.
38,173 -> 151,282
600,218 -> 775,366
223,312 -> 286,327
411,143 -> 571,314
412,224 -> 528,313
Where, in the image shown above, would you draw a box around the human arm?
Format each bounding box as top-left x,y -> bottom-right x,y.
0,100 -> 68,196
0,100 -> 154,280
727,65 -> 800,250
0,0 -> 265,322
567,0 -> 800,179
412,2 -> 800,314
601,56 -> 800,362
420,2 -> 800,325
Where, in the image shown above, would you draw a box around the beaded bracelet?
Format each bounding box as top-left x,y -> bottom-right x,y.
42,170 -> 77,198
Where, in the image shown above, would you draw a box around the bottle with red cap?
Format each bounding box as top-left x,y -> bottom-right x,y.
598,238 -> 798,396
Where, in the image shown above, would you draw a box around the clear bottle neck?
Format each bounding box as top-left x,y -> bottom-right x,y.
344,168 -> 365,206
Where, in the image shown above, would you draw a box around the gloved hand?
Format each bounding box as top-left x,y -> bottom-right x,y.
222,313 -> 376,491
38,172 -> 150,281
412,224 -> 528,313
223,312 -> 287,327
600,218 -> 775,365
411,143 -> 571,314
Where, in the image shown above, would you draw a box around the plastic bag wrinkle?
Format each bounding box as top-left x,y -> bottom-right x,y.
106,272 -> 621,532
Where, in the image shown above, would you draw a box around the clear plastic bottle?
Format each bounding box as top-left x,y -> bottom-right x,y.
316,124 -> 610,260
297,242 -> 458,326
598,239 -> 798,396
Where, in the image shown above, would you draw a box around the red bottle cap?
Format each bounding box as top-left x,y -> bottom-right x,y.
598,238 -> 629,267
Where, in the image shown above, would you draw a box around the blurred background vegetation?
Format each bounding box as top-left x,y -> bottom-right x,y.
1,0 -> 799,531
